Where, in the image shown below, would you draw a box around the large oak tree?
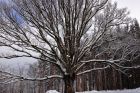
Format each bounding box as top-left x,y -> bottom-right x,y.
0,0 -> 138,93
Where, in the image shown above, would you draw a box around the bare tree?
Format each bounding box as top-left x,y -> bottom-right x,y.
0,0 -> 139,93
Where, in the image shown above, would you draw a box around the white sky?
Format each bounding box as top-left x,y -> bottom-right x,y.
113,0 -> 140,22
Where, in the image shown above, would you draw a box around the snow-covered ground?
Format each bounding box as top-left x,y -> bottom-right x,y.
46,88 -> 140,93
78,88 -> 140,93
46,90 -> 59,93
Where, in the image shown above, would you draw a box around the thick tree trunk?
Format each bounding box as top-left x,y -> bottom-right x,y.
64,74 -> 75,93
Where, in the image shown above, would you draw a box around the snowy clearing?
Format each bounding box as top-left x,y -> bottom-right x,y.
46,88 -> 140,93
46,90 -> 59,93
78,88 -> 140,93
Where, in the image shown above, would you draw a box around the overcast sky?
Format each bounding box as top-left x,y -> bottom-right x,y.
113,0 -> 140,22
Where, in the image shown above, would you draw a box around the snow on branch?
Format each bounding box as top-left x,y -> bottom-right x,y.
76,58 -> 140,76
81,59 -> 140,69
76,65 -> 110,76
0,70 -> 63,84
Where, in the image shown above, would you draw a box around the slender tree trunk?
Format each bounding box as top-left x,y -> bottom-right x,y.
64,74 -> 75,93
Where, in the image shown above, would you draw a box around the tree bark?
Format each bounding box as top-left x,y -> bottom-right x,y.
64,74 -> 75,93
